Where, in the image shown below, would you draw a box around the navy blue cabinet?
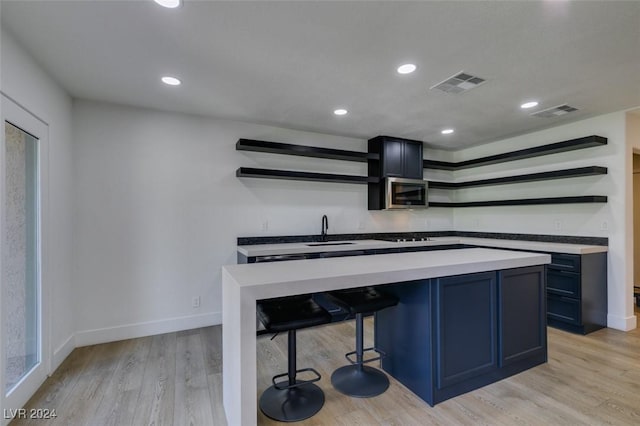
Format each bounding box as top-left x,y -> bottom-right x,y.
433,272 -> 497,389
546,252 -> 607,334
499,266 -> 547,367
382,139 -> 404,177
375,280 -> 434,403
368,136 -> 424,180
376,266 -> 546,406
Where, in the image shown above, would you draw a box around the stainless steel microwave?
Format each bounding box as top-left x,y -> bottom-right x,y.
385,177 -> 429,209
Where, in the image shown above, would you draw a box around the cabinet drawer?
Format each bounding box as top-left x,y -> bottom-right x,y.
547,269 -> 581,298
547,294 -> 581,325
549,253 -> 581,272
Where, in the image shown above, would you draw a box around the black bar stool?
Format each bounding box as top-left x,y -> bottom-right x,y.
257,294 -> 332,422
325,286 -> 399,398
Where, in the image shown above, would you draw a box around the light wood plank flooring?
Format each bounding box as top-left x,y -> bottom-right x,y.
11,312 -> 640,426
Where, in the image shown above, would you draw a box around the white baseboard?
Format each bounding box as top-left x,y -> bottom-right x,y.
75,311 -> 222,347
607,313 -> 638,331
52,334 -> 76,372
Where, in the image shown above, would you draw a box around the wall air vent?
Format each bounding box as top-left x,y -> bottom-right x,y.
530,104 -> 578,118
430,71 -> 486,94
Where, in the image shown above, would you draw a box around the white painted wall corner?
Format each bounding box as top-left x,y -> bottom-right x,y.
52,334 -> 76,373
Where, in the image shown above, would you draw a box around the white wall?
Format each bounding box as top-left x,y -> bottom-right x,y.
630,113 -> 640,286
633,154 -> 640,286
1,29 -> 75,369
71,100 -> 454,345
72,99 -> 640,342
452,111 -> 637,331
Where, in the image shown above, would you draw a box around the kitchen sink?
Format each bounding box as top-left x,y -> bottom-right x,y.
306,242 -> 356,246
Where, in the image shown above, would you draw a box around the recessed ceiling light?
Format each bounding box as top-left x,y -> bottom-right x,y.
441,128 -> 454,135
334,109 -> 348,116
521,101 -> 539,109
161,76 -> 181,86
397,64 -> 417,74
154,0 -> 182,8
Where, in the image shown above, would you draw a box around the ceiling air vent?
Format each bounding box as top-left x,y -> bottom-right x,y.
530,104 -> 578,118
430,72 -> 486,94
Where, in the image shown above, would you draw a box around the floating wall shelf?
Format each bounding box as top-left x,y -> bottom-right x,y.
236,138 -> 378,162
429,196 -> 608,208
236,167 -> 375,184
236,135 -> 609,208
429,166 -> 608,189
423,135 -> 607,170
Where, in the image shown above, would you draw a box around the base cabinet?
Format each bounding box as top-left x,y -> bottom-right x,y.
434,272 -> 497,389
376,265 -> 547,406
499,267 -> 546,366
546,252 -> 607,334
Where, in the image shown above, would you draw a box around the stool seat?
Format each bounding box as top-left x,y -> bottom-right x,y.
256,294 -> 331,422
326,286 -> 399,315
258,294 -> 332,332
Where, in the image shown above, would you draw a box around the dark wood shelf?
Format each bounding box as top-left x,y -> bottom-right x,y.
236,136 -> 609,208
236,139 -> 378,162
429,166 -> 607,189
423,135 -> 607,170
238,168 -> 607,208
429,196 -> 607,208
236,167 -> 375,184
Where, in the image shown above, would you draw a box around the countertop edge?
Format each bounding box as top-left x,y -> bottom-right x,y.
224,248 -> 551,298
237,237 -> 607,257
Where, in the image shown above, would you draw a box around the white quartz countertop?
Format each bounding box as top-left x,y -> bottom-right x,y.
223,248 -> 551,299
237,236 -> 607,257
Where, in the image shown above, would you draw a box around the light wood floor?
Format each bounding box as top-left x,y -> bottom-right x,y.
12,311 -> 640,426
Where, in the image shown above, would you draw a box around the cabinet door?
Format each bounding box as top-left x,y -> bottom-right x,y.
499,266 -> 546,367
403,141 -> 423,179
382,139 -> 404,177
433,272 -> 497,389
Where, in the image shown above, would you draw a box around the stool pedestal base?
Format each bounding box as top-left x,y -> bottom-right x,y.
331,365 -> 390,398
259,381 -> 325,422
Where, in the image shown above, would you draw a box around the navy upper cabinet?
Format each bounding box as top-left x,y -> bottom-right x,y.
369,136 -> 424,180
382,139 -> 404,177
402,141 -> 424,179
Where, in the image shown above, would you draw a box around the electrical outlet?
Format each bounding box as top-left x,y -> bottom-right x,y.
554,220 -> 562,231
425,218 -> 430,229
600,221 -> 609,231
192,296 -> 201,308
261,220 -> 269,232
357,220 -> 365,230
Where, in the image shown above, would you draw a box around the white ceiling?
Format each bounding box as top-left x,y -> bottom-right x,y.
2,0 -> 640,149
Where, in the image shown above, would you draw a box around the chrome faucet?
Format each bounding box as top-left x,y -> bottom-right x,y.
321,215 -> 329,241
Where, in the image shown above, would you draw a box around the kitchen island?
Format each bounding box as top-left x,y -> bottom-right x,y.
222,248 -> 551,426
